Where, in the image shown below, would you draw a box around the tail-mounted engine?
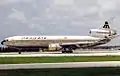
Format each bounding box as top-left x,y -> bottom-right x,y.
89,29 -> 111,37
89,21 -> 117,38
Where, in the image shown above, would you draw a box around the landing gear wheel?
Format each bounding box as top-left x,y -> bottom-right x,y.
61,48 -> 73,53
69,51 -> 73,53
16,48 -> 22,54
66,51 -> 73,53
62,51 -> 66,53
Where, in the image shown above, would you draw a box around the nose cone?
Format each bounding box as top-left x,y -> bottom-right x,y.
1,39 -> 8,45
1,40 -> 5,45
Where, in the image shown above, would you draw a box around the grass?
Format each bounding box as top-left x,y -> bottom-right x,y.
1,67 -> 120,76
1,56 -> 120,64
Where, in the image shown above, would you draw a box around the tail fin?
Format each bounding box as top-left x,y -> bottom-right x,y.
103,21 -> 110,29
90,21 -> 117,39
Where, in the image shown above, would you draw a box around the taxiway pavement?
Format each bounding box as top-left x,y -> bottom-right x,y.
0,50 -> 120,57
1,61 -> 120,70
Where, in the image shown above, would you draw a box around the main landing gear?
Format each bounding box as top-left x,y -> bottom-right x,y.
62,48 -> 73,53
17,48 -> 22,54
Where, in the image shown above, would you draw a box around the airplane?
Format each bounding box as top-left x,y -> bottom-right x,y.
1,21 -> 118,53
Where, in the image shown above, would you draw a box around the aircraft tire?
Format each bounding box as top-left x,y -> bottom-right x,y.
67,51 -> 73,53
69,51 -> 73,53
62,51 -> 66,53
62,51 -> 73,53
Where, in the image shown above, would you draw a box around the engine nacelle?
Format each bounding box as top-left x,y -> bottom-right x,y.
89,29 -> 110,37
48,43 -> 61,51
90,29 -> 110,34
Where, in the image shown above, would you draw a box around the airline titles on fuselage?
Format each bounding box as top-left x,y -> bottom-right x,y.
21,36 -> 68,40
21,36 -> 47,40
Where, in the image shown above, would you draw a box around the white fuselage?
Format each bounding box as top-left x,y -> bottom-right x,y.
2,35 -> 108,48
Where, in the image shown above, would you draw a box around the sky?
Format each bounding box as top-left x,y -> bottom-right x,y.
0,0 -> 120,45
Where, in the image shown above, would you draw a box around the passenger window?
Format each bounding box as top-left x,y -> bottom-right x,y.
38,37 -> 41,39
44,37 -> 46,39
26,37 -> 28,39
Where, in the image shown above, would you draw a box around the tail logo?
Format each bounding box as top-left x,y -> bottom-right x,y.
103,21 -> 110,29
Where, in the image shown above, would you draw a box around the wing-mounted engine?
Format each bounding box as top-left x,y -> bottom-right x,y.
48,43 -> 62,51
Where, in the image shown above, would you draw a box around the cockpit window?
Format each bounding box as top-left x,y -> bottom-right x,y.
5,39 -> 8,41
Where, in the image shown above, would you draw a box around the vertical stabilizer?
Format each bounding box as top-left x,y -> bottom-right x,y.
90,21 -> 117,38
